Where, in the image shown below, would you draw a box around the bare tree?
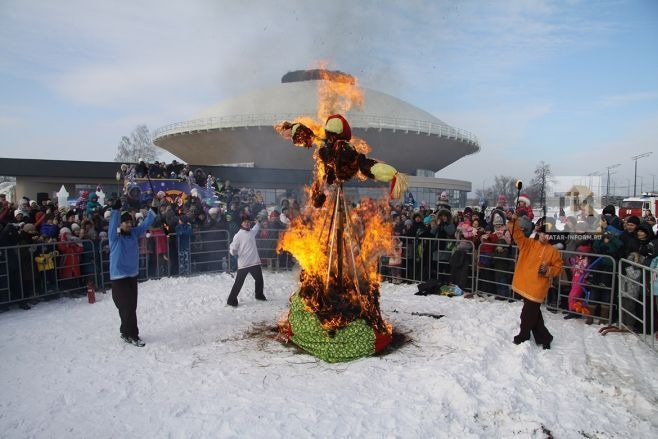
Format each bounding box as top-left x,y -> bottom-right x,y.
475,175 -> 518,207
526,161 -> 554,217
114,125 -> 160,163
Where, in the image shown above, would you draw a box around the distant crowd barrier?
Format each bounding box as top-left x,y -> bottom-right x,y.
1,232 -> 656,352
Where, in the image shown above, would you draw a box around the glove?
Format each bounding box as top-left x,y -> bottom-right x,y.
291,123 -> 314,148
112,197 -> 122,210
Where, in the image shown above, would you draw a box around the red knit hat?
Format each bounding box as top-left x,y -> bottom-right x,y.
324,114 -> 351,141
517,194 -> 530,205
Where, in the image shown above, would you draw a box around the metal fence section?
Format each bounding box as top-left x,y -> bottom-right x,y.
95,228 -> 293,294
2,229 -> 657,355
255,229 -> 293,272
618,258 -> 656,351
554,250 -> 617,325
0,239 -> 99,306
379,237 -> 476,292
475,243 -> 520,301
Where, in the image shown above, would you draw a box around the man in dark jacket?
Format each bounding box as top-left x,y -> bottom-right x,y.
619,216 -> 641,258
109,196 -> 156,347
601,205 -> 623,233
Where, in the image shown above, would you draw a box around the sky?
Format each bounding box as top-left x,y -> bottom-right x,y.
1,0 -> 657,197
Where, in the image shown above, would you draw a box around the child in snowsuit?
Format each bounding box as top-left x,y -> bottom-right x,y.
567,243 -> 591,312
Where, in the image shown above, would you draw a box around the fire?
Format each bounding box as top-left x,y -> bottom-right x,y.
275,64 -> 394,336
315,64 -> 364,125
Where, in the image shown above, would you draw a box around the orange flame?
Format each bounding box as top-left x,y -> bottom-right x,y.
275,64 -> 393,334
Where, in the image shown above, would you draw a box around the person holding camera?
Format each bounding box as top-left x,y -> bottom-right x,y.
226,214 -> 267,307
108,196 -> 158,347
508,214 -> 563,349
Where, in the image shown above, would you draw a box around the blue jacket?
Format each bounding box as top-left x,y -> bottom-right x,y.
40,223 -> 59,238
175,223 -> 193,250
109,209 -> 156,280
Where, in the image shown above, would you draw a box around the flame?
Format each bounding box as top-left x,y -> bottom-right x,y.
275,64 -> 393,335
316,65 -> 364,124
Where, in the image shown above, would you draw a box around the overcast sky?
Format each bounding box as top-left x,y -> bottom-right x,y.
1,0 -> 657,196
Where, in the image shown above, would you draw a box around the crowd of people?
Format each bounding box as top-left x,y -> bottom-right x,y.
385,191 -> 657,333
0,162 -> 304,310
1,177 -> 657,334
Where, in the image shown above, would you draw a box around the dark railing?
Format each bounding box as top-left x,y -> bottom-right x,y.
1,231 -> 655,352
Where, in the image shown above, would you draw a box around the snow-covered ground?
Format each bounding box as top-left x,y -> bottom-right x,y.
1,272 -> 656,438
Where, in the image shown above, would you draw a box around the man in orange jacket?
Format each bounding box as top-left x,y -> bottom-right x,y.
508,214 -> 563,349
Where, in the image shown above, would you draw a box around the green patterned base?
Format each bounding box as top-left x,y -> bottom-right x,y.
288,291 -> 377,363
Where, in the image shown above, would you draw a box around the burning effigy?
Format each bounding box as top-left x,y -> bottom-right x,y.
275,69 -> 408,362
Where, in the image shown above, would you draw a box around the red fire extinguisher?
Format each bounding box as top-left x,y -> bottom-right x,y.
87,280 -> 96,304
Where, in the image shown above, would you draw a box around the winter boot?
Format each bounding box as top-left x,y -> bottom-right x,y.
130,336 -> 145,347
542,336 -> 554,350
513,334 -> 530,345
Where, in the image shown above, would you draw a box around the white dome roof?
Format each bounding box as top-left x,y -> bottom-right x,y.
154,77 -> 479,172
193,80 -> 453,130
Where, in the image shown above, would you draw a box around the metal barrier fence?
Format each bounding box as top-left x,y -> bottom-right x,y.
96,228 -> 295,292
553,250 -> 617,325
618,258 -> 657,351
1,230 -> 656,352
0,239 -> 99,306
379,237 -> 476,292
475,243 -> 521,301
384,239 -> 619,327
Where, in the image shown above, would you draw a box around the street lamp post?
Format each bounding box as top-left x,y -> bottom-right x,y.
631,152 -> 653,197
605,163 -> 621,205
587,171 -> 602,207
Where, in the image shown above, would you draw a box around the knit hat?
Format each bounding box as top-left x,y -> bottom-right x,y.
324,114 -> 351,141
637,222 -> 654,237
404,219 -> 413,226
602,205 -> 615,216
70,223 -> 80,232
626,216 -> 640,226
208,207 -> 220,217
59,227 -> 72,236
493,215 -> 505,226
517,194 -> 530,205
437,208 -> 451,219
120,211 -> 132,223
14,210 -> 23,217
423,216 -> 432,225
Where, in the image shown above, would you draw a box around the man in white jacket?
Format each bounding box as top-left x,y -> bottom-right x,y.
226,215 -> 267,307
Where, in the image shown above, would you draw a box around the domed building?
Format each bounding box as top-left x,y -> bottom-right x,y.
153,70 -> 479,207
